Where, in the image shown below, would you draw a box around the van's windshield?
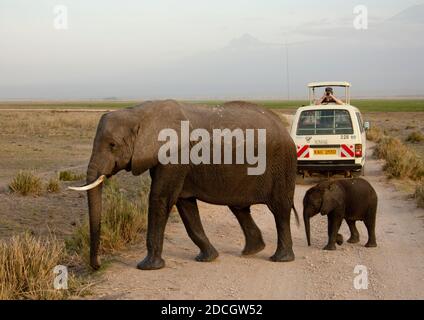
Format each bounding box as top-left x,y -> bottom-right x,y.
296,109 -> 353,135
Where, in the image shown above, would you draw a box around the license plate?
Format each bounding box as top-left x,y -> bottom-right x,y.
314,149 -> 337,155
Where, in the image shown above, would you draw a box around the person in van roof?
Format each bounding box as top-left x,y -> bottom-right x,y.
316,87 -> 344,105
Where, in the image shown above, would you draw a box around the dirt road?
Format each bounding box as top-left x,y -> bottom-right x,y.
90,144 -> 424,300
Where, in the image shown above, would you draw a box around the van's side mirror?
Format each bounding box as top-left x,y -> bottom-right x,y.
364,121 -> 370,131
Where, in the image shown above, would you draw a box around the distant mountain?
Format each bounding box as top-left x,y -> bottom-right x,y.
388,4 -> 424,23
133,24 -> 423,99
226,34 -> 270,49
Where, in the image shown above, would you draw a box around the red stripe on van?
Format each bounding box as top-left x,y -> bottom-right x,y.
341,144 -> 354,157
297,145 -> 309,158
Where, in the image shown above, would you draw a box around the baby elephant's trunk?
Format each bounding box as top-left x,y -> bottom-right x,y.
303,210 -> 311,246
292,205 -> 300,226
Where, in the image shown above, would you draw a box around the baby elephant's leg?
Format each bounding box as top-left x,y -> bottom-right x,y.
324,214 -> 343,250
347,220 -> 360,243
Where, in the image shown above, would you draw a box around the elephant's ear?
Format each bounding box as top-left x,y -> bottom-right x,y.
131,101 -> 188,175
321,182 -> 344,215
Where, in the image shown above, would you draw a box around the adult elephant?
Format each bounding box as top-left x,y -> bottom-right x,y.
70,100 -> 298,270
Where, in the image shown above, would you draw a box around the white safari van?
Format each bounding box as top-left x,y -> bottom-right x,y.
290,82 -> 368,177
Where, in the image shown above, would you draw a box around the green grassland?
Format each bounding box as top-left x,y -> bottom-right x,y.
345,100 -> 424,112
0,99 -> 423,112
192,99 -> 424,112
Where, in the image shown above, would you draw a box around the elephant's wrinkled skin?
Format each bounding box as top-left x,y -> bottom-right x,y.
303,178 -> 378,250
82,100 -> 297,270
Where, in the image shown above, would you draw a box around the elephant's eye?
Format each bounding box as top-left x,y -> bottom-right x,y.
109,142 -> 116,149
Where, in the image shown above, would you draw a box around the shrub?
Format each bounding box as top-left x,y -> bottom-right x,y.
384,151 -> 424,180
373,136 -> 402,159
100,179 -> 148,252
0,233 -> 80,299
59,171 -> 85,181
66,176 -> 149,261
415,182 -> 424,208
9,171 -> 43,196
366,126 -> 384,142
406,131 -> 424,143
46,178 -> 60,193
374,137 -> 424,180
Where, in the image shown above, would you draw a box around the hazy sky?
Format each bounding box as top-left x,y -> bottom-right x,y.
0,0 -> 423,99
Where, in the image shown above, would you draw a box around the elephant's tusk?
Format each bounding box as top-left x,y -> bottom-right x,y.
68,175 -> 106,191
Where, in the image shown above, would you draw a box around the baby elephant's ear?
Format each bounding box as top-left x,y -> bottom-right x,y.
321,183 -> 344,215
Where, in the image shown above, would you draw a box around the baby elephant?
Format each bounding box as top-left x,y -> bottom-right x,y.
303,178 -> 377,250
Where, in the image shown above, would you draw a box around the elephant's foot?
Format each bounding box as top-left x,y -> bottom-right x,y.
195,248 -> 219,262
347,236 -> 360,244
323,243 -> 337,250
270,248 -> 295,262
137,255 -> 165,270
242,238 -> 266,255
365,241 -> 377,248
336,234 -> 344,246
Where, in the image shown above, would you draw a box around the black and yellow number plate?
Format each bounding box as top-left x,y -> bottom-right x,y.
313,149 -> 337,155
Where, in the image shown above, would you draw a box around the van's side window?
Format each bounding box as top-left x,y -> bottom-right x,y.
297,109 -> 353,135
356,112 -> 364,133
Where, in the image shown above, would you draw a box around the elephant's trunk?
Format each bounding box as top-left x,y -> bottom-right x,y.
304,210 -> 311,246
86,167 -> 103,270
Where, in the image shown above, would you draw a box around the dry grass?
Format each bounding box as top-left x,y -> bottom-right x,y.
59,171 -> 85,181
375,136 -> 424,180
373,136 -> 402,159
0,111 -> 100,138
366,126 -> 384,142
0,111 -> 99,188
46,178 -> 60,193
365,112 -> 424,161
66,176 -> 150,263
373,135 -> 424,181
0,233 -> 82,300
415,182 -> 424,208
406,131 -> 424,143
384,151 -> 424,180
101,179 -> 148,251
9,171 -> 43,196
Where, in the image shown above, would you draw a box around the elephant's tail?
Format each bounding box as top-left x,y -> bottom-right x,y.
292,205 -> 300,227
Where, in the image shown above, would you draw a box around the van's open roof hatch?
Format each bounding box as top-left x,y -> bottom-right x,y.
308,81 -> 351,88
308,81 -> 351,105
